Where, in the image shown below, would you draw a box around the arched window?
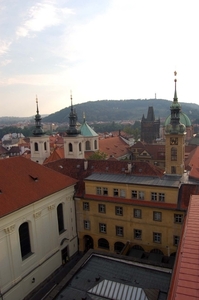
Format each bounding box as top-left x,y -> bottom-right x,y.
171,147 -> 177,161
114,242 -> 125,253
44,141 -> 47,151
69,143 -> 73,152
150,248 -> 164,255
57,203 -> 64,234
19,222 -> 31,259
34,142 -> 38,151
79,142 -> 82,152
98,238 -> 109,250
94,140 -> 97,149
85,141 -> 91,150
132,245 -> 144,251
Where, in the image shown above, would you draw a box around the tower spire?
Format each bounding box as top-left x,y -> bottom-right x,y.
32,95 -> 45,136
174,71 -> 178,103
67,92 -> 81,136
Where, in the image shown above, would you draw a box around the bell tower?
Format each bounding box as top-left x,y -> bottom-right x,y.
30,96 -> 50,164
63,93 -> 84,159
165,72 -> 186,175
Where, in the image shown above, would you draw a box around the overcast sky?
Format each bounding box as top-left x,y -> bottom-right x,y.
0,0 -> 198,117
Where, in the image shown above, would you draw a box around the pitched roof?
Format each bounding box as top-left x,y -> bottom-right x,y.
45,159 -> 164,197
99,136 -> 129,159
0,157 -> 77,218
168,195 -> 199,299
44,147 -> 64,163
80,119 -> 98,137
130,142 -> 196,162
185,146 -> 199,180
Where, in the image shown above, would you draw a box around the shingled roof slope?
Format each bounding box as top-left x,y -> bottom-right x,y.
99,136 -> 129,159
168,195 -> 199,299
45,159 -> 164,197
0,157 -> 77,218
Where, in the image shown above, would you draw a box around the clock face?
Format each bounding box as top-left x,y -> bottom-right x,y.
170,137 -> 178,145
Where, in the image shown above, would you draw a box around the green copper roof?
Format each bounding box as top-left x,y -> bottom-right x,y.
80,119 -> 98,137
164,112 -> 192,127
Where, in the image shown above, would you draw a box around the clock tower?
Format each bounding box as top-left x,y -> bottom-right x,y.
165,72 -> 186,175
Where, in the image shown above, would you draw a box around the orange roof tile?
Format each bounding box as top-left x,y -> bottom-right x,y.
44,147 -> 64,164
99,136 -> 129,159
0,157 -> 77,218
45,159 -> 164,197
168,195 -> 199,300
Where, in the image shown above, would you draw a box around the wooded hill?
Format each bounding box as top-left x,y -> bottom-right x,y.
43,99 -> 199,124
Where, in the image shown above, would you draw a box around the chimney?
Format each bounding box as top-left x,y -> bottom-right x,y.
84,160 -> 88,170
127,163 -> 132,173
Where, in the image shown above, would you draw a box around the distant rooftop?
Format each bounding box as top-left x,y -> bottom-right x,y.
85,172 -> 192,188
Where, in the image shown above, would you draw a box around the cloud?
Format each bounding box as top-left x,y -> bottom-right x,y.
16,0 -> 74,38
0,39 -> 11,56
0,59 -> 11,66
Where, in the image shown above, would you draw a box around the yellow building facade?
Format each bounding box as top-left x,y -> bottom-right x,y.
76,174 -> 184,256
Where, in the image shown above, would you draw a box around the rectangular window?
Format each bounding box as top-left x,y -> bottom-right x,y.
131,190 -> 137,199
171,148 -> 177,161
98,204 -> 106,213
151,192 -> 157,201
173,235 -> 180,246
134,209 -> 142,218
84,220 -> 90,230
174,214 -> 183,223
113,188 -> 119,196
83,202 -> 89,211
138,191 -> 144,200
120,189 -> 126,198
103,187 -> 108,195
134,229 -> 142,239
96,187 -> 102,195
116,226 -> 123,236
159,193 -> 165,202
171,166 -> 176,174
153,232 -> 161,243
99,223 -> 106,233
153,211 -> 162,221
115,206 -> 123,216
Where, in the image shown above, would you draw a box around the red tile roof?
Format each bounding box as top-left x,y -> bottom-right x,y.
185,146 -> 199,180
168,195 -> 199,299
0,157 -> 77,218
99,136 -> 129,159
130,142 -> 196,161
44,147 -> 64,163
45,159 -> 164,197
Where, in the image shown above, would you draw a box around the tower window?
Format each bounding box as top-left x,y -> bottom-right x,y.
171,147 -> 177,161
94,140 -> 97,149
34,142 -> 38,151
79,142 -> 82,152
85,141 -> 91,150
171,166 -> 176,174
44,141 -> 47,151
69,143 -> 73,152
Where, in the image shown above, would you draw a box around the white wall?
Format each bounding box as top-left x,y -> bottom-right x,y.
0,185 -> 78,300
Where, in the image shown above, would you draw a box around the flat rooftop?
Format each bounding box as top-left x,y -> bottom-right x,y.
85,173 -> 192,187
48,250 -> 172,300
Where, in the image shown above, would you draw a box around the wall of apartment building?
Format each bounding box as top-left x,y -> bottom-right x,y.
76,180 -> 184,256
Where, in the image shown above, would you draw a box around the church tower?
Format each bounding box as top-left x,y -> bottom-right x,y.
63,94 -> 84,159
165,72 -> 186,175
30,96 -> 50,164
